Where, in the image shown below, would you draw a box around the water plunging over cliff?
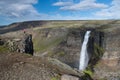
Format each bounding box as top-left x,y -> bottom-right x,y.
79,31 -> 91,71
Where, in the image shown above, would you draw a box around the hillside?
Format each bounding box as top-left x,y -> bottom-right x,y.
0,21 -> 48,34
0,20 -> 116,34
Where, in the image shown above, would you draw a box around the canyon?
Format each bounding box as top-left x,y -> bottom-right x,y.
0,20 -> 120,80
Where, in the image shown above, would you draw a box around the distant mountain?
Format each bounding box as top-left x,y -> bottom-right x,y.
0,25 -> 7,28
0,21 -> 48,34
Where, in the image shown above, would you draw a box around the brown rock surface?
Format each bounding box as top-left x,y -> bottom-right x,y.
61,74 -> 79,80
0,53 -> 57,80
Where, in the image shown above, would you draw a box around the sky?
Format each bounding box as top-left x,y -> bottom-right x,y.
0,0 -> 120,25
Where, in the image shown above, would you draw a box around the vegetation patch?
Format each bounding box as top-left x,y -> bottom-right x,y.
99,78 -> 107,80
47,51 -> 54,57
84,69 -> 93,77
56,51 -> 65,57
51,77 -> 59,80
0,45 -> 9,53
94,43 -> 104,59
51,75 -> 60,80
33,36 -> 65,53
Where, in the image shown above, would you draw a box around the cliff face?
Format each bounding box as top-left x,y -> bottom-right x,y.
32,26 -> 120,80
93,27 -> 120,80
31,27 -> 104,69
56,28 -> 83,68
102,28 -> 120,65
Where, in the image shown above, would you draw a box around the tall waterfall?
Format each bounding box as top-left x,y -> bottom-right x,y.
79,31 -> 91,71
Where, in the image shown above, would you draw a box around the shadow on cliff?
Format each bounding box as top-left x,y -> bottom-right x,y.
87,29 -> 104,72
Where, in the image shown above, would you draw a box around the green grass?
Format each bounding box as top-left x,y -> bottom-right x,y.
33,36 -> 65,53
51,77 -> 59,80
94,43 -> 104,58
99,78 -> 107,80
0,45 -> 9,53
57,51 -> 65,57
84,69 -> 93,77
48,51 -> 65,57
51,75 -> 60,80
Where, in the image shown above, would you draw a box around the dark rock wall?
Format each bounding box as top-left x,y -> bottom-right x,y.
18,34 -> 34,55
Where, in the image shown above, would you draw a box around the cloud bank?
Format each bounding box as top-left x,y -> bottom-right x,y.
0,0 -> 120,25
53,0 -> 120,19
94,0 -> 120,19
0,0 -> 39,18
53,0 -> 108,10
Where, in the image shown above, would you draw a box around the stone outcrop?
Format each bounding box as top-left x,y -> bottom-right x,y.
7,33 -> 34,55
18,34 -> 33,55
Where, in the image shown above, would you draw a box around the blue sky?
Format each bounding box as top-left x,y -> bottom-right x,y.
0,0 -> 120,25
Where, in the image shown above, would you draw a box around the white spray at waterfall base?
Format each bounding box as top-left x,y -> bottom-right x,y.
79,31 -> 91,71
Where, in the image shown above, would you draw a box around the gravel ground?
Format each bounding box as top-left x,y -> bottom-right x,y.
0,53 -> 58,80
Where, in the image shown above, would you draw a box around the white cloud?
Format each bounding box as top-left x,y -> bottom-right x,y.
53,0 -> 108,11
53,2 -> 73,6
0,0 -> 39,18
94,0 -> 120,19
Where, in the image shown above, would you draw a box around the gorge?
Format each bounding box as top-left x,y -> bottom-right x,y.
0,20 -> 120,80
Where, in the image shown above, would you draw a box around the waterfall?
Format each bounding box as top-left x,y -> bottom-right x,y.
79,31 -> 91,71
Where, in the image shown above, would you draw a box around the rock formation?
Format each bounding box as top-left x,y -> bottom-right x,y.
7,33 -> 34,55
18,34 -> 33,55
